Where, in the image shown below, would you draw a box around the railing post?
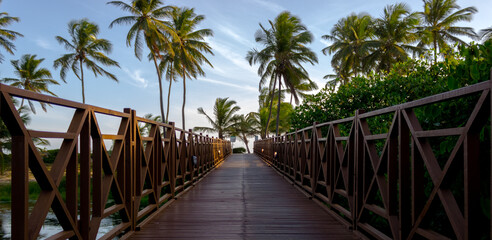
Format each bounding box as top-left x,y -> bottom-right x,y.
399,108 -> 411,239
124,108 -> 137,232
311,122 -> 319,198
80,109 -> 91,238
489,68 -> 492,239
169,122 -> 176,198
352,109 -> 359,230
11,135 -> 28,240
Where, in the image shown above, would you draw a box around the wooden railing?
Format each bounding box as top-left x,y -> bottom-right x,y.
255,79 -> 492,240
0,83 -> 231,239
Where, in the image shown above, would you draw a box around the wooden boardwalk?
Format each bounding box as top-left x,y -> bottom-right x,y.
130,154 -> 356,239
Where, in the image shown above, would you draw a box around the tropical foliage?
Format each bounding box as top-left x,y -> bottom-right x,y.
247,11 -> 317,136
292,41 -> 492,129
480,27 -> 492,42
193,97 -> 240,139
323,0 -> 479,85
2,54 -> 59,113
322,13 -> 373,84
230,113 -> 258,153
366,3 -> 421,73
417,0 -> 478,63
165,7 -> 213,130
54,19 -> 119,103
109,0 -> 174,122
0,1 -> 22,62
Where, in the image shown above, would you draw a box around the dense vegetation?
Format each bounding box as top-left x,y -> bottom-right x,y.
292,40 -> 492,129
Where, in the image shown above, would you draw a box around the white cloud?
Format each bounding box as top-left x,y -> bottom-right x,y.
199,78 -> 257,93
251,0 -> 285,13
320,39 -> 331,47
217,25 -> 252,47
122,67 -> 148,88
35,38 -> 53,50
207,38 -> 257,75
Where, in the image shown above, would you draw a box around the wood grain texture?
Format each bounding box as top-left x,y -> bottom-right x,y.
131,154 -> 357,239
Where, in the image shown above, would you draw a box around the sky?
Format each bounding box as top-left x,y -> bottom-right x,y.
1,0 -> 491,149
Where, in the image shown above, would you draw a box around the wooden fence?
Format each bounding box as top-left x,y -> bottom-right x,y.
0,83 -> 231,239
255,79 -> 492,240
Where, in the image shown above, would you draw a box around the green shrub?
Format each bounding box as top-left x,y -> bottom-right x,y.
233,147 -> 246,153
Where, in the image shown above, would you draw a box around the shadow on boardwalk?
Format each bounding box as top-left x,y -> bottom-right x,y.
131,154 -> 357,239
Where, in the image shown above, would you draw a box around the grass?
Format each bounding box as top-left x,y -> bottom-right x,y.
0,181 -> 43,202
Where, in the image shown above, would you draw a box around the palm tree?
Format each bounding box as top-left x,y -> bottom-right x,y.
322,13 -> 373,84
193,97 -> 239,140
108,0 -> 174,122
139,113 -> 162,136
0,1 -> 23,62
2,54 -> 59,113
167,7 -> 213,130
230,113 -> 259,153
247,11 -> 317,136
289,79 -> 318,105
417,0 -> 477,63
54,19 -> 119,104
157,51 -> 178,123
479,27 -> 492,42
366,3 -> 421,73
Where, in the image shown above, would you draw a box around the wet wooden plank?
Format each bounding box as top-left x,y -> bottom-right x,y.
130,154 -> 357,239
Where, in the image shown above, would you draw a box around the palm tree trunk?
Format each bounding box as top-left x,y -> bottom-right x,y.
80,59 -> 85,104
433,32 -> 437,64
290,94 -> 293,105
153,54 -> 165,123
276,77 -> 282,137
165,63 -> 173,123
265,76 -> 277,138
182,68 -> 186,131
243,134 -> 250,153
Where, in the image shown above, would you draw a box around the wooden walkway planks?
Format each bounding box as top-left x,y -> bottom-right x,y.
130,154 -> 357,239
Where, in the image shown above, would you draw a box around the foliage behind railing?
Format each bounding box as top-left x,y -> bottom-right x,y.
255,79 -> 492,240
0,83 -> 231,239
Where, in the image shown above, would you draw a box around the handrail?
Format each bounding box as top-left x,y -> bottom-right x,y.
255,79 -> 492,240
0,83 -> 231,239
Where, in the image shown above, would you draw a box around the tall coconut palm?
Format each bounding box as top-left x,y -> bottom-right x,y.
54,19 -> 119,104
193,97 -> 239,140
322,13 -> 373,84
167,7 -> 213,130
0,1 -> 23,63
247,11 -> 317,136
479,27 -> 492,42
366,3 -> 421,73
108,0 -> 175,122
157,51 -> 178,123
2,54 -> 59,113
417,0 -> 477,63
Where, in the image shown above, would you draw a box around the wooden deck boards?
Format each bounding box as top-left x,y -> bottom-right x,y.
130,154 -> 357,239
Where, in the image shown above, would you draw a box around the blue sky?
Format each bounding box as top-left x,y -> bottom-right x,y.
1,0 -> 491,146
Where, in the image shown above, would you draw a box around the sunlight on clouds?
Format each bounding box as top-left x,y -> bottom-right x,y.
122,67 -> 148,88
199,78 -> 257,92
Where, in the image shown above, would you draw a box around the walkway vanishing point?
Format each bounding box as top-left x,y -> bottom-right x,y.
130,154 -> 356,239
